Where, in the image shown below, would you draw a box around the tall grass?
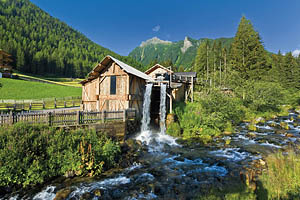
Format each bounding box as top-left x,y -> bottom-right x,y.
258,150 -> 300,199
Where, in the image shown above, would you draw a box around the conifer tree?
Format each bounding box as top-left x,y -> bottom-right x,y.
282,52 -> 300,89
230,16 -> 268,81
193,42 -> 208,81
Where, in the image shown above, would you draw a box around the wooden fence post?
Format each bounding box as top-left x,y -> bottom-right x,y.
54,98 -> 57,109
9,111 -> 13,125
29,102 -> 32,110
77,111 -> 81,125
48,112 -> 52,126
64,101 -> 67,108
102,110 -> 105,123
123,109 -> 127,122
43,100 -> 45,109
14,100 -> 16,111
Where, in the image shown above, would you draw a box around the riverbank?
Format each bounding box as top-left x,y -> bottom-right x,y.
2,110 -> 298,199
0,123 -> 140,197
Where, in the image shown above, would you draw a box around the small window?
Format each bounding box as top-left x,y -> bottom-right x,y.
110,76 -> 116,95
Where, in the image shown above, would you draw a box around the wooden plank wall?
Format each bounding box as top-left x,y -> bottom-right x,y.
129,75 -> 145,116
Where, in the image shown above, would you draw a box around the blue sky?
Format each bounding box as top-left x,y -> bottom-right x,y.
30,0 -> 300,56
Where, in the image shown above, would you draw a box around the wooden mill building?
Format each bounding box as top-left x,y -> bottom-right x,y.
80,55 -> 153,116
81,55 -> 196,119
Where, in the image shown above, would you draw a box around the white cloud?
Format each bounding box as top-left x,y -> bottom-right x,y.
152,25 -> 160,32
292,49 -> 300,57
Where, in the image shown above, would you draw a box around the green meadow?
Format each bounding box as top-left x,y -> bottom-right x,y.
0,78 -> 81,100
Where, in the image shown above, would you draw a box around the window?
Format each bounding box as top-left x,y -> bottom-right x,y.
110,76 -> 116,95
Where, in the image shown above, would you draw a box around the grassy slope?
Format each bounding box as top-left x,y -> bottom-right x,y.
0,78 -> 81,100
14,73 -> 83,87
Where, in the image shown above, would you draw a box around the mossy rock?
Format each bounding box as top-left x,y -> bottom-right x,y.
54,188 -> 72,200
275,130 -> 287,135
248,124 -> 257,131
166,113 -> 175,127
223,131 -> 232,136
246,132 -> 257,138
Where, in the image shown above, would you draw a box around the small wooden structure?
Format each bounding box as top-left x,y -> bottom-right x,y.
80,55 -> 153,116
0,50 -> 13,78
145,64 -> 196,114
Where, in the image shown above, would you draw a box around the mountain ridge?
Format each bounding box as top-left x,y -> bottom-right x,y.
129,36 -> 233,70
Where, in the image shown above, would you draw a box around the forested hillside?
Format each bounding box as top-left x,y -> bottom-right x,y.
129,36 -> 233,71
193,16 -> 300,90
0,0 -> 144,78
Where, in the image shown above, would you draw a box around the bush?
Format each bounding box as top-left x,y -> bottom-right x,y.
257,151 -> 300,199
224,121 -> 234,134
166,122 -> 181,137
174,91 -> 245,141
0,123 -> 120,188
241,81 -> 285,112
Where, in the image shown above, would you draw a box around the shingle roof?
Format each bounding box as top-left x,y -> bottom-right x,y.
144,64 -> 173,74
109,56 -> 153,81
174,72 -> 197,77
81,55 -> 153,84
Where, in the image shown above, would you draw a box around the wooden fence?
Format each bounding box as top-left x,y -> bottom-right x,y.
0,97 -> 81,111
0,109 -> 136,127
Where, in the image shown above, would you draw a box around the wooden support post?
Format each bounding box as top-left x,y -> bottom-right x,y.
184,85 -> 188,102
170,93 -> 173,114
43,100 -> 45,109
191,77 -> 194,102
54,98 -> 57,109
64,101 -> 67,108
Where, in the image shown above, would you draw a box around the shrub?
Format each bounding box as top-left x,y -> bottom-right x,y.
166,122 -> 181,137
174,91 -> 244,141
0,123 -> 120,188
241,81 -> 285,112
257,151 -> 300,199
224,121 -> 234,134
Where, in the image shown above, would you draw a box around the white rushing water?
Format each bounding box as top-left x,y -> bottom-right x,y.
141,84 -> 153,132
32,186 -> 56,200
159,83 -> 167,134
136,83 -> 178,148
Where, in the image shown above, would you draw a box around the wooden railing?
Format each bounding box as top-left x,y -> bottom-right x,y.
0,96 -> 81,111
0,109 -> 136,127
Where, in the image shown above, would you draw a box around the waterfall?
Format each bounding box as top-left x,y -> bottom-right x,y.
160,83 -> 167,134
136,82 -> 179,148
141,83 -> 153,132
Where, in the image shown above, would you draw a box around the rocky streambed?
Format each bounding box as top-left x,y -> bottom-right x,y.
3,111 -> 300,200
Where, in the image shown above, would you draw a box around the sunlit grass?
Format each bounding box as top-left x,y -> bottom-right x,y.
0,78 -> 81,100
258,150 -> 300,199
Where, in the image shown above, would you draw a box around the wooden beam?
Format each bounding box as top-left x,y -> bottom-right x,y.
99,95 -> 129,101
102,73 -> 127,76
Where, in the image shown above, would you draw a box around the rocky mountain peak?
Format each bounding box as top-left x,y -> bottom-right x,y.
181,36 -> 193,53
140,37 -> 172,47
